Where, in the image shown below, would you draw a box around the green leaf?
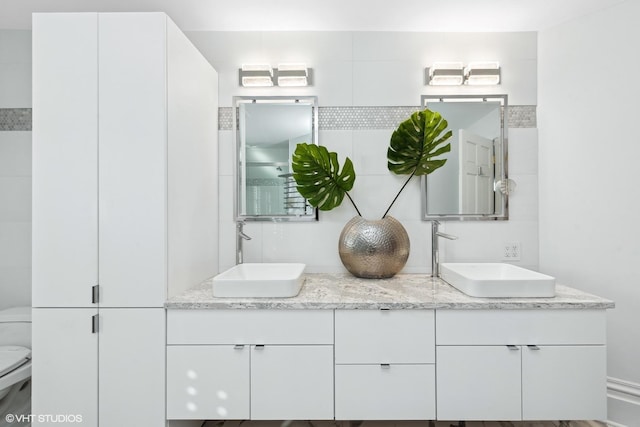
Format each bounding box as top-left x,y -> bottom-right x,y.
291,143 -> 357,211
387,109 -> 453,177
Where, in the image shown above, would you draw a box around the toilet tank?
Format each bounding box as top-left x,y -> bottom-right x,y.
0,307 -> 32,348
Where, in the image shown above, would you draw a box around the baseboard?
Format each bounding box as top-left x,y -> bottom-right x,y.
166,420 -> 202,427
607,376 -> 640,427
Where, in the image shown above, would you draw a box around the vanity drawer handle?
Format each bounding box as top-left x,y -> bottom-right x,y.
91,314 -> 99,334
254,345 -> 265,350
507,345 -> 519,351
233,345 -> 245,350
380,364 -> 391,369
527,345 -> 541,351
91,285 -> 100,304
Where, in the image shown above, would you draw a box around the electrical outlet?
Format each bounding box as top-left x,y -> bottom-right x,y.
503,241 -> 521,261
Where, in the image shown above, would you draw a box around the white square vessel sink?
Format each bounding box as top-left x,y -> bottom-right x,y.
212,263 -> 306,298
440,263 -> 556,298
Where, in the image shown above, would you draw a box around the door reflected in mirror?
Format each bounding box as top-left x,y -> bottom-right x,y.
421,95 -> 508,220
234,96 -> 318,221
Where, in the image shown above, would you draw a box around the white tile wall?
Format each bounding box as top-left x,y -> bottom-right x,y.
352,60 -> 424,106
1,29 -> 33,308
0,30 -> 32,63
0,131 -> 32,308
0,62 -> 32,108
0,176 -> 31,221
0,30 -> 32,108
193,31 -> 540,274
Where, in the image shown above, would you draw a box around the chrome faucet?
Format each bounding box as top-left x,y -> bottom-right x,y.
431,220 -> 458,278
236,220 -> 252,264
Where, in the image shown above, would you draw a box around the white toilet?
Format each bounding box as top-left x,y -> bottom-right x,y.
0,306 -> 32,422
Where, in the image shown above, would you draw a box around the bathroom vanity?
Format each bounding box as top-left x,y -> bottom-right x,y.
165,274 -> 614,423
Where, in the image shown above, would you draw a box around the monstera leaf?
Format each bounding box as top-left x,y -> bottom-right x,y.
387,109 -> 452,176
292,143 -> 359,213
381,109 -> 453,218
291,109 -> 452,218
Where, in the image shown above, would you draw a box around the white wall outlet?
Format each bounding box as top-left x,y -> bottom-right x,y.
503,241 -> 521,261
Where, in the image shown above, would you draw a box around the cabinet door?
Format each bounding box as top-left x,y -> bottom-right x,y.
167,345 -> 250,420
98,13 -> 168,307
32,308 -> 98,426
251,345 -> 333,420
98,309 -> 166,426
32,13 -> 98,308
522,345 -> 607,420
335,364 -> 435,420
437,345 -> 521,421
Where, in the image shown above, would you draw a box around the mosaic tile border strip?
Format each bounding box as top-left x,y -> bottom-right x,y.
319,106 -> 423,130
219,107 -> 233,131
2,105 -> 535,132
0,108 -> 32,131
220,105 -> 536,130
508,105 -> 536,128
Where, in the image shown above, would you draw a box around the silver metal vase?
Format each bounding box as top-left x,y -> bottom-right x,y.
338,216 -> 410,279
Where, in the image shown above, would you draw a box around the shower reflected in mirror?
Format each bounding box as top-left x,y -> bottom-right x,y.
234,96 -> 318,221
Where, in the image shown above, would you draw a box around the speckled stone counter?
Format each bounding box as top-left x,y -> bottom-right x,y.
165,273 -> 614,310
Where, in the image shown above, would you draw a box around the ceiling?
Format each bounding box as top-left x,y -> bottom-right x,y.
0,0 -> 627,32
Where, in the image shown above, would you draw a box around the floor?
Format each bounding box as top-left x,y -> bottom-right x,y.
201,421 -> 608,427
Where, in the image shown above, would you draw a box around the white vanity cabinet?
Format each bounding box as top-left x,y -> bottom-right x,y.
334,309 -> 436,420
166,310 -> 334,421
436,309 -> 607,421
32,12 -> 218,427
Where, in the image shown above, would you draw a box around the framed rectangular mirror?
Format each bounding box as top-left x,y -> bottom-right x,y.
234,96 -> 318,221
421,94 -> 509,221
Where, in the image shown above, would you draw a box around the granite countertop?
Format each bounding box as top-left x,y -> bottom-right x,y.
165,273 -> 615,310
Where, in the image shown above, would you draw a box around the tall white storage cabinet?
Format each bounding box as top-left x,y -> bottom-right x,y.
32,12 -> 218,427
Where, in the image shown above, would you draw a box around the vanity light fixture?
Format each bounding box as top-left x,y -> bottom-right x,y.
464,61 -> 501,85
239,64 -> 274,87
276,63 -> 309,87
427,62 -> 464,86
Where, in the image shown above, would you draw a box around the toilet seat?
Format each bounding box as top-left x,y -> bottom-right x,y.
0,346 -> 31,378
0,307 -> 31,323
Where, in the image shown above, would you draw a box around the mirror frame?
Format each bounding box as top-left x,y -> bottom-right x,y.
420,94 -> 509,221
233,95 -> 319,222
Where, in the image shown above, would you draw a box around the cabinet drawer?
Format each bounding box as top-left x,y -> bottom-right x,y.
335,309 -> 434,363
335,364 -> 435,420
167,309 -> 333,344
436,309 -> 606,345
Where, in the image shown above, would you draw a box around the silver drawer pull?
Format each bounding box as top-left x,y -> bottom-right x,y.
91,285 -> 100,304
233,345 -> 245,350
91,314 -> 99,334
380,364 -> 391,369
254,345 -> 265,350
380,308 -> 391,311
507,345 -> 519,351
527,345 -> 540,350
